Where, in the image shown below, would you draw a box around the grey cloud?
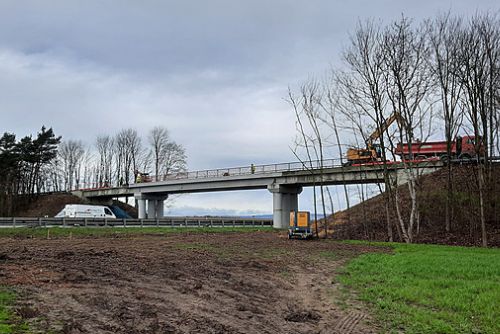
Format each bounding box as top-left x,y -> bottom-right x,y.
1,0 -> 499,214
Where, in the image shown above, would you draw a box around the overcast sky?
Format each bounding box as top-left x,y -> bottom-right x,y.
1,1 -> 499,215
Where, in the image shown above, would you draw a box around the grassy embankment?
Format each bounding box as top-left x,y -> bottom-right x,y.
340,242 -> 500,334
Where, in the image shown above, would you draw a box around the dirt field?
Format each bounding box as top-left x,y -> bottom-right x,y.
0,231 -> 383,333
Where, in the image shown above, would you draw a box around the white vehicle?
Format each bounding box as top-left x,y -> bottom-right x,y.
55,204 -> 116,219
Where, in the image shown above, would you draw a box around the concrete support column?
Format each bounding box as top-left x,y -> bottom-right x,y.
156,199 -> 164,218
272,191 -> 283,229
137,198 -> 146,219
268,185 -> 302,229
147,200 -> 156,218
135,193 -> 168,219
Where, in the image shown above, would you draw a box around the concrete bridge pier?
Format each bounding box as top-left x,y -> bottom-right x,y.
268,185 -> 302,229
135,194 -> 168,219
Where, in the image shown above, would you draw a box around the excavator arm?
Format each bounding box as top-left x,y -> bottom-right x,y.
346,111 -> 405,165
365,112 -> 403,147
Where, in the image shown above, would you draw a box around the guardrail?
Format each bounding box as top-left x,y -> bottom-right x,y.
0,217 -> 273,228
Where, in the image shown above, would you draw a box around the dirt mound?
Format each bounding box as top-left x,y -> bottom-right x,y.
14,193 -> 84,217
0,232 -> 382,333
12,193 -> 137,218
327,164 -> 500,247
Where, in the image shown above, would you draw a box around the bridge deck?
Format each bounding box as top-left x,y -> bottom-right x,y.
74,159 -> 443,199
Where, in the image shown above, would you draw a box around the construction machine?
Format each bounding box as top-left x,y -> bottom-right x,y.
345,112 -> 404,165
288,211 -> 313,239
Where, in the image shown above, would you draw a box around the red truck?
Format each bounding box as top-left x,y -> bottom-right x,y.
395,135 -> 482,161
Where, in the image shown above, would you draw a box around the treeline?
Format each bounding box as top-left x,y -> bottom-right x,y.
47,126 -> 186,192
0,126 -> 186,216
0,127 -> 60,216
290,12 -> 500,246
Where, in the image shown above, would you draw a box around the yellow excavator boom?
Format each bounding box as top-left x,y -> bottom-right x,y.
346,112 -> 404,165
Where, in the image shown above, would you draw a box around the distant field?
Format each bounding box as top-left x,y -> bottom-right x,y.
340,242 -> 500,334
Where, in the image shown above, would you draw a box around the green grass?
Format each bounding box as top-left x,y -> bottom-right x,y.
0,226 -> 273,239
0,288 -> 29,334
0,289 -> 15,334
340,242 -> 500,334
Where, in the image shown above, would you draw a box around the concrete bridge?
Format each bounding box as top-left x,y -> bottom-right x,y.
73,159 -> 443,229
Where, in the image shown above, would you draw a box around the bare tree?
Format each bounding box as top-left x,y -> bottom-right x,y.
58,140 -> 85,191
114,129 -> 142,185
288,86 -> 321,236
456,13 -> 500,246
382,16 -> 433,243
148,126 -> 187,179
149,126 -> 169,179
300,81 -> 329,237
427,13 -> 464,233
320,76 -> 351,220
96,135 -> 114,187
336,19 -> 396,241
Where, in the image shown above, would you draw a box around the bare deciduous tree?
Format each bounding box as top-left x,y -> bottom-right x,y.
457,13 -> 500,246
337,20 -> 396,241
427,13 -> 464,233
96,135 -> 114,186
382,16 -> 433,243
148,126 -> 187,179
114,129 -> 142,185
59,140 -> 85,191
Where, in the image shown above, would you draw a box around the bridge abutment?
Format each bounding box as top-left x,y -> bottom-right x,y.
268,185 -> 302,229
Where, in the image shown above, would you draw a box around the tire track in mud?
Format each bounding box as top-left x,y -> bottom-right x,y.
334,311 -> 366,333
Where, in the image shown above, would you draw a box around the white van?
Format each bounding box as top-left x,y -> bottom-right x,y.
55,204 -> 116,219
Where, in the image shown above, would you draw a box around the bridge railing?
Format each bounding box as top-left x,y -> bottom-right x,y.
149,158 -> 343,183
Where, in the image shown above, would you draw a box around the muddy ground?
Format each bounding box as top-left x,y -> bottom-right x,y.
0,231 -> 383,333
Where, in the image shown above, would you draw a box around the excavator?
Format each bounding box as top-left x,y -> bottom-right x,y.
345,112 -> 404,165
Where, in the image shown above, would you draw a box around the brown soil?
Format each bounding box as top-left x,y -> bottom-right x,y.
0,231 -> 383,334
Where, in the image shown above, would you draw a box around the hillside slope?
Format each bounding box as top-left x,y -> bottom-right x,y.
328,164 -> 500,247
12,193 -> 138,218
